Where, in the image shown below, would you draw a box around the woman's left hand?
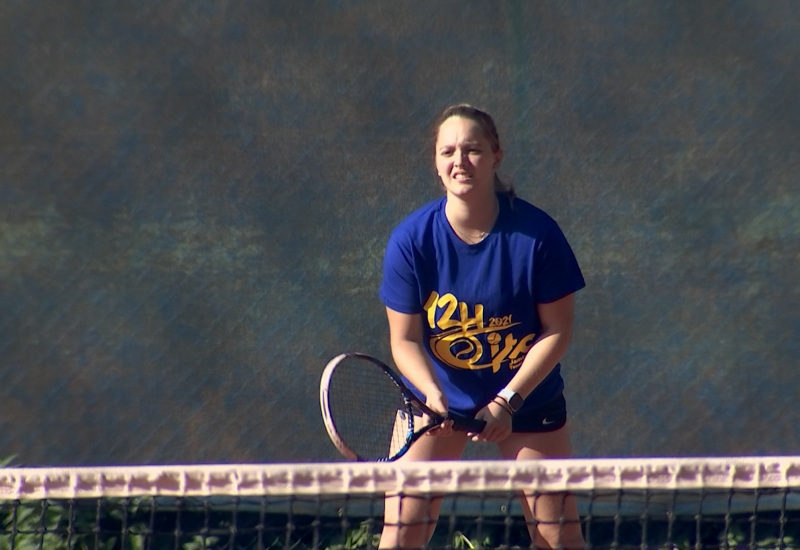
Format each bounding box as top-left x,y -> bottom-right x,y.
471,400 -> 513,442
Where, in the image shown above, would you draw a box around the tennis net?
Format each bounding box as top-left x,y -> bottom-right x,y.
1,457 -> 799,550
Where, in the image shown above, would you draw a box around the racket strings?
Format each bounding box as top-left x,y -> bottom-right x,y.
326,356 -> 412,460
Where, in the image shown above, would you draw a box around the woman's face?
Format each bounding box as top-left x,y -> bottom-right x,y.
435,116 -> 502,198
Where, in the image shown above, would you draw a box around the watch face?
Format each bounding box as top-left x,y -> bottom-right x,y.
509,393 -> 524,411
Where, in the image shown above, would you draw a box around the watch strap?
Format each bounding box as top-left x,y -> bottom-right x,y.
497,388 -> 523,413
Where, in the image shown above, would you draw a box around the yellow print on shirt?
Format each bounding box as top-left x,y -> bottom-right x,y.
423,291 -> 537,372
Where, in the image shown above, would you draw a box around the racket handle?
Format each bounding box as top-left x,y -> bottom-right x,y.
449,412 -> 486,434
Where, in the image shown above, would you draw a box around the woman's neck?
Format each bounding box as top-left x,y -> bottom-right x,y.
445,192 -> 499,243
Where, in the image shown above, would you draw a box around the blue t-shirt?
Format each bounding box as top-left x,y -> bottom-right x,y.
379,194 -> 585,416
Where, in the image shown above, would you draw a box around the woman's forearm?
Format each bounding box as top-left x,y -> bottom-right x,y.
503,294 -> 575,399
385,308 -> 444,401
505,327 -> 572,398
390,337 -> 443,399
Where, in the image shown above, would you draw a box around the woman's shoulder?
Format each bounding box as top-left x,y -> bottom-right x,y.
504,195 -> 560,230
390,196 -> 445,240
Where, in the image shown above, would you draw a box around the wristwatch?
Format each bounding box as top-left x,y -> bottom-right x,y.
497,388 -> 524,413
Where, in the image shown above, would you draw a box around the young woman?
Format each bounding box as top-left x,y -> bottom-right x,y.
378,104 -> 586,549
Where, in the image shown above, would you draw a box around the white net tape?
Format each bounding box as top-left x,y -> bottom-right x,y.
1,456 -> 799,500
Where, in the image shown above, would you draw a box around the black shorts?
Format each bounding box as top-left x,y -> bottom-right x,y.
511,392 -> 567,433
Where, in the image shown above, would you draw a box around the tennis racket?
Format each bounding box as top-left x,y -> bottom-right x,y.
319,352 -> 486,462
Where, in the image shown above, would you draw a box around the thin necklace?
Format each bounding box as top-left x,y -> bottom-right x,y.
449,199 -> 498,245
452,226 -> 490,244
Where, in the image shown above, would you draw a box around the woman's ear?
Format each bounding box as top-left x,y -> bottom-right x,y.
493,149 -> 503,169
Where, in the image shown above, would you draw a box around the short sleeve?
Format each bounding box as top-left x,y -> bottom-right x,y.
534,221 -> 586,303
379,230 -> 423,314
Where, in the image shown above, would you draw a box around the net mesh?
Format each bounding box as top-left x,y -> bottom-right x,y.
1,457 -> 799,550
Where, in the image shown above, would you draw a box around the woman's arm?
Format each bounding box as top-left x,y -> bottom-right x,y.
472,293 -> 576,442
506,292 -> 576,399
385,307 -> 449,418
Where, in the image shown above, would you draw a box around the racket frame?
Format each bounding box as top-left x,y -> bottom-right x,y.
320,352 -> 484,461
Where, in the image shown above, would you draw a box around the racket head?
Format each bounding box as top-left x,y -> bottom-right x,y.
320,352 -> 433,461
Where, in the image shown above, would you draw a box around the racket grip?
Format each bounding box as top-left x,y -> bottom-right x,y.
449,412 -> 486,434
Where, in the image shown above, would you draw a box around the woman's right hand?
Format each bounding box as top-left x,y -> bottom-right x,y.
423,390 -> 453,436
